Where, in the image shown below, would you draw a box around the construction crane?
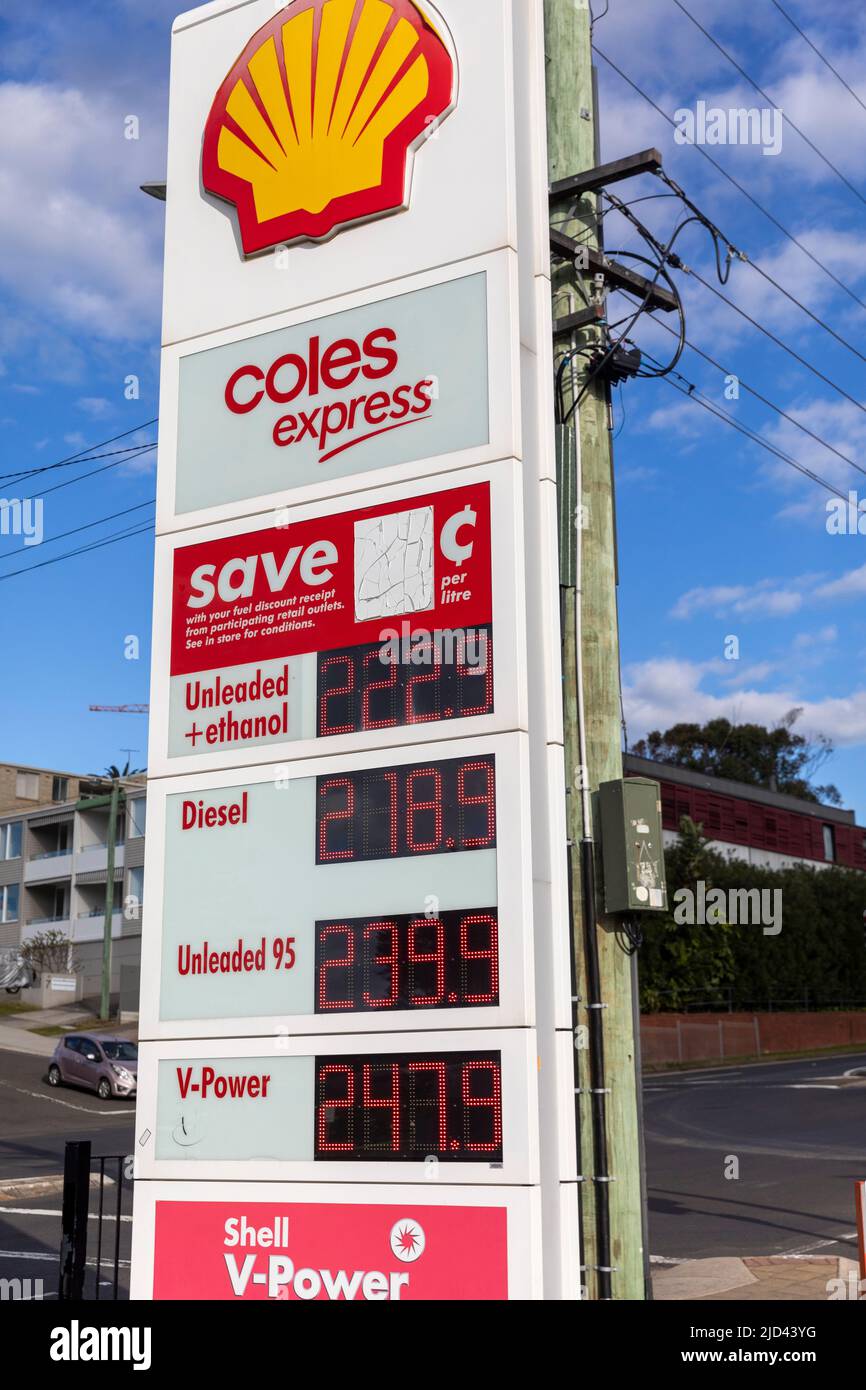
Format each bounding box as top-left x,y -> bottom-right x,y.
89,704 -> 150,714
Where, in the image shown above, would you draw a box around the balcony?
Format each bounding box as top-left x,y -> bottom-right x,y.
71,910 -> 123,943
25,853 -> 73,884
74,843 -> 125,877
21,917 -> 72,942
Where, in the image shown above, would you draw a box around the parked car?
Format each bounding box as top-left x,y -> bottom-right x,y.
47,1035 -> 138,1100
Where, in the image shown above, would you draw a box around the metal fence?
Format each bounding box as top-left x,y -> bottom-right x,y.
57,1140 -> 132,1300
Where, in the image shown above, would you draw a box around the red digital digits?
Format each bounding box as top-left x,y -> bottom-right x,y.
314,1053 -> 503,1162
316,630 -> 494,737
316,755 -> 496,864
316,910 -> 499,1013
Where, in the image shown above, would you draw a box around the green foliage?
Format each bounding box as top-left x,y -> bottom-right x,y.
21,929 -> 77,976
639,818 -> 866,1011
631,712 -> 841,806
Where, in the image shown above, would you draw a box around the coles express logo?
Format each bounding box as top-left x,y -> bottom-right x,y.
224,325 -> 435,464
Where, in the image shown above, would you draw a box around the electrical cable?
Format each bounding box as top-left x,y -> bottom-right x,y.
0,499 -> 155,563
686,264 -> 866,416
769,0 -> 866,119
620,298 -> 866,482
603,187 -> 866,413
560,215 -> 696,419
593,46 -> 866,315
640,352 -> 849,500
0,419 -> 158,484
0,520 -> 154,583
607,180 -> 866,370
672,0 -> 866,209
28,448 -> 157,502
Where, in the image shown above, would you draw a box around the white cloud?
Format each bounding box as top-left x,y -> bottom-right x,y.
77,397 -> 112,419
671,580 -> 805,619
814,564 -> 866,600
0,82 -> 164,347
623,656 -> 866,749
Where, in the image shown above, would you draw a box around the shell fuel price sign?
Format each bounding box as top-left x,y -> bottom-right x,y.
136,0 -> 574,1302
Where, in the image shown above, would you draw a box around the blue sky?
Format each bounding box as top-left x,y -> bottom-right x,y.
2,1 -> 866,813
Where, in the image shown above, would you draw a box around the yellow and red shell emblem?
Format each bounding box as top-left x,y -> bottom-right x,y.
202,0 -> 456,254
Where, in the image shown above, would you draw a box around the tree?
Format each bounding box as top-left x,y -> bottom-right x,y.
631,710 -> 841,805
21,929 -> 77,978
102,761 -> 145,778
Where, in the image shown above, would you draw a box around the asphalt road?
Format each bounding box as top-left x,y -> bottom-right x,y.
0,1048 -> 135,1300
644,1050 -> 866,1263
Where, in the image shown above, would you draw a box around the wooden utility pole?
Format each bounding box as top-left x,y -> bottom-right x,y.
544,0 -> 647,1299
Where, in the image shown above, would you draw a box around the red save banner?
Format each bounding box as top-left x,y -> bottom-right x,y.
152,1199 -> 508,1301
171,481 -> 492,678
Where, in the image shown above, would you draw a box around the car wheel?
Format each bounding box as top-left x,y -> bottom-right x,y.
5,986 -> 20,995
97,1078 -> 112,1101
47,1065 -> 62,1087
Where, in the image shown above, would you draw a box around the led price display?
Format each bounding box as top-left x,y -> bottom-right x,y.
315,1051 -> 503,1162
315,910 -> 499,1013
316,754 -> 496,863
317,626 -> 493,737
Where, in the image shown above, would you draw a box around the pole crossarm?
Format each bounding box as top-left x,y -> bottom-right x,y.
550,229 -> 679,313
549,147 -> 663,199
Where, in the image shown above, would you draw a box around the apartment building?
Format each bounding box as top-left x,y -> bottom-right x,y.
0,781 -> 146,1010
0,762 -> 110,816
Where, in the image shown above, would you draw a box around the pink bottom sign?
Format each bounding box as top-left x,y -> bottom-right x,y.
153,1200 -> 509,1300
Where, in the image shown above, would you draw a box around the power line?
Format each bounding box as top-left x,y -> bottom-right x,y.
30,447 -> 157,501
642,354 -> 847,500
593,46 -> 866,315
0,499 -> 155,562
620,295 -> 866,481
607,178 -> 866,370
685,264 -> 866,417
0,419 -> 158,484
672,0 -> 866,209
769,0 -> 866,120
0,520 -> 154,583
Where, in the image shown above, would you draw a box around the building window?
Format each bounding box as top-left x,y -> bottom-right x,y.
0,883 -> 19,923
128,798 -> 146,838
128,865 -> 144,914
0,822 -> 22,861
823,824 -> 836,862
52,776 -> 69,801
15,771 -> 39,800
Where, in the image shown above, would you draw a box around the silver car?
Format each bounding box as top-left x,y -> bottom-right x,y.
48,1035 -> 138,1101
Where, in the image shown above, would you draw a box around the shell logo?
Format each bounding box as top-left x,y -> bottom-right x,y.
202,0 -> 457,255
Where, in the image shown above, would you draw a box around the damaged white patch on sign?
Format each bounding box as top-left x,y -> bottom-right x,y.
354,507 -> 435,621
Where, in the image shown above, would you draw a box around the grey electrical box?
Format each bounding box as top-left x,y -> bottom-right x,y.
598,777 -> 668,914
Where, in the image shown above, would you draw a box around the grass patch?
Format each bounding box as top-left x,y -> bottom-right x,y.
30,1017 -> 129,1038
0,1000 -> 39,1017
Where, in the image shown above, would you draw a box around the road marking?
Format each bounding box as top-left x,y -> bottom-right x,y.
781,1084 -> 840,1090
0,1207 -> 132,1222
0,1079 -> 124,1116
783,1232 -> 858,1257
